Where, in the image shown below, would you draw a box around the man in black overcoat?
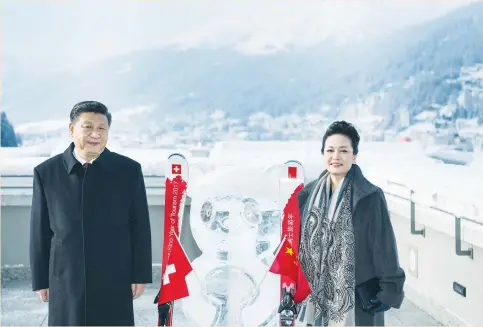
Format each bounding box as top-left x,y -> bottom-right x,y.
29,101 -> 153,326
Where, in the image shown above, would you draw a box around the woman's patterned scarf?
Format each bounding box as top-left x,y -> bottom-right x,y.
298,168 -> 356,326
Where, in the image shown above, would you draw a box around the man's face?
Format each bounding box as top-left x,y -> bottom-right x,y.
69,112 -> 109,157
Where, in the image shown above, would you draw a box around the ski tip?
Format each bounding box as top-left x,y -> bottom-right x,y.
281,160 -> 304,180
284,159 -> 302,166
168,153 -> 186,160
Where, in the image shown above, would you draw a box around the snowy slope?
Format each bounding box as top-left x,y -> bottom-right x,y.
3,2 -> 483,132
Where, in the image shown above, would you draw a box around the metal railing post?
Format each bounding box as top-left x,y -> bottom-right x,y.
455,216 -> 473,259
410,189 -> 425,237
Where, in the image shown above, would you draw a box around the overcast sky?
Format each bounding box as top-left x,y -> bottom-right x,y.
3,0 -> 475,72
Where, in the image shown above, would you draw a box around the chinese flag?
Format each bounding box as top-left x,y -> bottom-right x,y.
269,237 -> 311,303
293,265 -> 311,303
157,236 -> 193,304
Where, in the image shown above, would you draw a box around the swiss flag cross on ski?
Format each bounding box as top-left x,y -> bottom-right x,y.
171,164 -> 181,175
158,235 -> 193,304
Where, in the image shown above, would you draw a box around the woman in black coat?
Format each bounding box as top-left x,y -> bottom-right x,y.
297,121 -> 405,326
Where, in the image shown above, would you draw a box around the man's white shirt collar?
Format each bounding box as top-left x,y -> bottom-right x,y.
73,149 -> 96,165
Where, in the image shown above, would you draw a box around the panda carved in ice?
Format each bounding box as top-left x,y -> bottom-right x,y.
179,165 -> 284,326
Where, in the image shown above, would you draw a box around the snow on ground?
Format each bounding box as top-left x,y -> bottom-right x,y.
208,140 -> 482,222
0,278 -> 438,327
356,142 -> 482,222
1,139 -> 481,222
14,119 -> 67,135
0,141 -> 59,158
0,157 -> 49,175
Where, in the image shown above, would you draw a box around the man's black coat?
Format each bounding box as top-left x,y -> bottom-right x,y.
30,142 -> 152,326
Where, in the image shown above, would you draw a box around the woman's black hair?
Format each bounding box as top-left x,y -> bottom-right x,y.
321,120 -> 360,155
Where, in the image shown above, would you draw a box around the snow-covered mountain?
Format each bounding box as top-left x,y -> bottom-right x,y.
3,2 -> 483,140
162,1 -> 390,53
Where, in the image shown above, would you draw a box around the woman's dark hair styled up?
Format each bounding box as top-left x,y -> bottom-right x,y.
321,120 -> 360,155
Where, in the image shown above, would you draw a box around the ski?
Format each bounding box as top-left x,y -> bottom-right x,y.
278,160 -> 304,326
154,153 -> 189,326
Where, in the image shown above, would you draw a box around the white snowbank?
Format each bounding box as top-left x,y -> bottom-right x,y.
209,140 -> 483,223
1,140 -> 481,223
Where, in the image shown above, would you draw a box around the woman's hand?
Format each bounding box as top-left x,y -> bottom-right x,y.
368,298 -> 390,315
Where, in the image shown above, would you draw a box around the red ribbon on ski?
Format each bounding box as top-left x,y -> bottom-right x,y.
156,174 -> 188,326
160,174 -> 187,290
282,183 -> 303,254
281,183 -> 311,303
279,182 -> 310,303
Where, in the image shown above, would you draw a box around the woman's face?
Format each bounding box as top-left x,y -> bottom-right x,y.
323,134 -> 357,176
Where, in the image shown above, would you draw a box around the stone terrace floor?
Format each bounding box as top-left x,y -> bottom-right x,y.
1,279 -> 441,326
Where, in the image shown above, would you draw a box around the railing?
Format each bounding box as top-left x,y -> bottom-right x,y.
384,181 -> 426,237
384,180 -> 482,260
0,174 -> 169,206
2,173 -> 482,260
0,175 -> 34,190
0,174 -> 166,190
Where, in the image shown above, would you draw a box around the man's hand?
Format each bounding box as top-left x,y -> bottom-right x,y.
132,284 -> 145,300
36,289 -> 49,302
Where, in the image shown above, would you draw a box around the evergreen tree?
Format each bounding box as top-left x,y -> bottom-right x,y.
1,111 -> 21,147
